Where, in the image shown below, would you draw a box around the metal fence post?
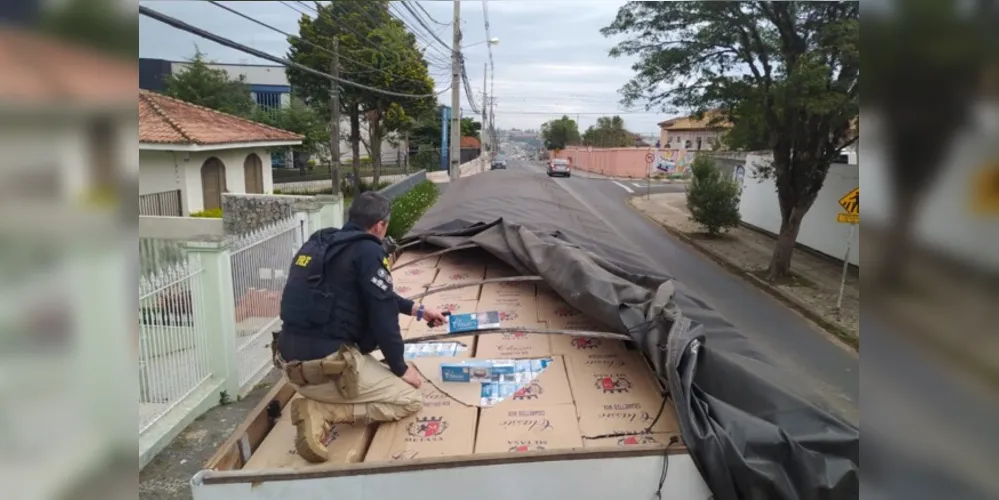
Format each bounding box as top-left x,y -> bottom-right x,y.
183,237 -> 240,398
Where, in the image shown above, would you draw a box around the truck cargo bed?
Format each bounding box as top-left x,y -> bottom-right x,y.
192,247 -> 711,499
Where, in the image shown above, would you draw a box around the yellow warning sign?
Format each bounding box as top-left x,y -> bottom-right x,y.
838,187 -> 859,214
837,213 -> 859,224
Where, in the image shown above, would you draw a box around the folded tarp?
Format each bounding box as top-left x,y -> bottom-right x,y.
403,169 -> 859,500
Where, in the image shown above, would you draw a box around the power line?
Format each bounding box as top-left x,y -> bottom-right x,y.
139,4 -> 447,99
410,1 -> 449,26
388,3 -> 452,63
398,1 -> 452,51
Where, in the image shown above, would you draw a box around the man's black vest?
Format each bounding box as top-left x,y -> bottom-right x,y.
277,227 -> 380,361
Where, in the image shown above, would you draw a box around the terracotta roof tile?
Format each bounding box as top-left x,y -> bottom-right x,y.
139,90 -> 303,146
460,136 -> 481,148
0,27 -> 136,106
658,110 -> 731,131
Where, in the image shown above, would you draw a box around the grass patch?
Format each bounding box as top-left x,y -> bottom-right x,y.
387,181 -> 439,240
750,268 -> 816,289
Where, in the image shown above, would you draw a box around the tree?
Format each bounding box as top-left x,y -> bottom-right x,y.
540,115 -> 581,151
250,97 -> 327,162
686,156 -> 742,236
287,1 -> 435,191
461,117 -> 482,139
603,2 -> 859,280
163,49 -> 256,117
862,0 -> 995,289
41,0 -> 138,59
582,115 -> 631,147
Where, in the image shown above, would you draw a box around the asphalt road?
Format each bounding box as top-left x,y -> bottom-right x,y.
511,159 -> 861,423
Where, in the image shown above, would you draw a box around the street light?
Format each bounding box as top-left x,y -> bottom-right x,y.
462,37 -> 500,49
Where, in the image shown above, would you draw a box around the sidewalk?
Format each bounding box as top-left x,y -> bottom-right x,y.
630,192 -> 859,347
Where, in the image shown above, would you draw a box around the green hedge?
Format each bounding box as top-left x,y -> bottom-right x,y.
190,208 -> 223,218
387,181 -> 439,240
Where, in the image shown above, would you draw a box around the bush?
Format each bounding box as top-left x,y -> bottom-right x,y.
190,208 -> 223,218
387,181 -> 439,240
685,156 -> 741,236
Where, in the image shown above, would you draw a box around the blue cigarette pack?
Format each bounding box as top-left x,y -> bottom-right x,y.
447,311 -> 501,334
440,359 -> 517,382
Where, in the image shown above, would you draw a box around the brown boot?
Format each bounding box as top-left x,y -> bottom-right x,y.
290,398 -> 356,463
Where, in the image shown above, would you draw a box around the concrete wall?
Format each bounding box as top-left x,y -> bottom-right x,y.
139,215 -> 223,239
140,147 -> 274,214
172,62 -> 289,86
378,170 -> 427,201
553,147 -> 699,178
739,154 -> 860,266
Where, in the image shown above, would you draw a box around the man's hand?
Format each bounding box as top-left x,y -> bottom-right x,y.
422,308 -> 448,327
401,365 -> 422,389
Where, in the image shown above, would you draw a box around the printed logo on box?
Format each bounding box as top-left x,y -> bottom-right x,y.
403,268 -> 427,277
448,272 -> 472,281
406,416 -> 449,440
508,442 -> 547,452
396,284 -> 413,295
617,434 -> 659,446
513,382 -> 543,400
438,302 -> 463,312
553,306 -> 580,318
498,310 -> 520,321
500,330 -> 528,339
596,375 -> 633,394
570,337 -> 602,349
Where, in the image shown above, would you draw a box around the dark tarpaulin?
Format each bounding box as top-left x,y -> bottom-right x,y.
404,170 -> 859,500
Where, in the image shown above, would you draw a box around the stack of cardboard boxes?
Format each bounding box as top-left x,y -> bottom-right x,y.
241,248 -> 680,470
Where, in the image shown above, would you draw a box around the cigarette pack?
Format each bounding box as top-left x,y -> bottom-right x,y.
440,359 -> 517,382
447,311 -> 501,334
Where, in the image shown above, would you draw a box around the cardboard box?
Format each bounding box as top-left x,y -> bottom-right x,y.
475,301 -> 539,329
582,433 -> 678,449
484,263 -> 519,279
438,252 -> 487,269
550,335 -> 627,357
393,282 -> 425,299
418,298 -> 478,315
244,396 -> 374,469
536,289 -> 568,322
393,250 -> 440,269
392,266 -> 438,286
477,293 -> 536,312
489,356 -> 573,408
424,282 -> 481,301
364,385 -> 477,462
566,352 -> 676,437
399,314 -> 413,332
433,266 -> 486,286
474,323 -> 552,359
474,404 -> 583,454
481,281 -> 536,300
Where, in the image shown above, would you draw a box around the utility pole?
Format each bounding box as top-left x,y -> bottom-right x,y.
329,34 -> 341,195
482,62 -> 489,154
449,0 -> 462,182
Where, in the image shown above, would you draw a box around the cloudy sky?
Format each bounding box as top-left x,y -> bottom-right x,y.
139,0 -> 671,135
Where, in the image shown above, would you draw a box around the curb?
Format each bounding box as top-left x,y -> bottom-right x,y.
626,197 -> 860,352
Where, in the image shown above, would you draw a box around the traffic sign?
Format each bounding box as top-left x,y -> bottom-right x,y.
836,213 -> 859,224
838,187 -> 859,214
645,152 -> 655,164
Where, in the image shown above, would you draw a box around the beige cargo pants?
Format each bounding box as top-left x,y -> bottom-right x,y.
287,348 -> 423,422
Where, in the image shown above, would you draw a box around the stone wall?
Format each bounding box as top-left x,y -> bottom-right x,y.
222,193 -> 314,235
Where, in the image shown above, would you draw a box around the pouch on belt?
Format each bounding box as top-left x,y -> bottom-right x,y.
280,344 -> 362,399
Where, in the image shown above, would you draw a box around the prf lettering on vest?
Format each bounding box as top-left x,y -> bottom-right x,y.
295,255 -> 312,267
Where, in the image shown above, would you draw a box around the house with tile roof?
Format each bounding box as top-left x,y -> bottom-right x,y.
657,110 -> 731,152
139,90 -> 303,215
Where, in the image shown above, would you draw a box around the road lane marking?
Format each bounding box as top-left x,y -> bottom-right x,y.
612,181 -> 634,193
632,182 -> 645,188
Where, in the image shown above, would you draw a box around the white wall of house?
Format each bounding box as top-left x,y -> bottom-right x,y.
739,154 -> 860,266
172,62 -> 289,86
140,147 -> 275,214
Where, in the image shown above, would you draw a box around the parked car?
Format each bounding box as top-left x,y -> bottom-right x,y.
491,157 -> 508,170
547,158 -> 571,177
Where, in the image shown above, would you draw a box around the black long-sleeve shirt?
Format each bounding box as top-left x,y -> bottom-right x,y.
354,238 -> 413,376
